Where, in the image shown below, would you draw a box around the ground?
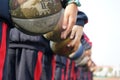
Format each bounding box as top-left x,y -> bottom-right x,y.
94,77 -> 120,80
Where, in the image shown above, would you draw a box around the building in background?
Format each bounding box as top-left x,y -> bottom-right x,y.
93,65 -> 120,78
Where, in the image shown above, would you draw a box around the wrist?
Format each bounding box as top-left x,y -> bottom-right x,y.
67,0 -> 81,7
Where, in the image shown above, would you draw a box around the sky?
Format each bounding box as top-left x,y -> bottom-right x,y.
78,0 -> 120,66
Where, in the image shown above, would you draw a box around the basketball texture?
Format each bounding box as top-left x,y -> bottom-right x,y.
9,0 -> 63,35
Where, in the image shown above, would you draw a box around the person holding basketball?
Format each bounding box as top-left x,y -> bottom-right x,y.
0,0 -> 84,80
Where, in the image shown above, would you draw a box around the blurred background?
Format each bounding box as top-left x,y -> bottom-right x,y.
79,0 -> 120,66
78,0 -> 120,79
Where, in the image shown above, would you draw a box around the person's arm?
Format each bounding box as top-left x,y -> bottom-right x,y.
80,35 -> 96,72
67,11 -> 88,50
60,0 -> 81,39
69,33 -> 92,66
61,0 -> 81,8
46,11 -> 88,58
67,11 -> 90,65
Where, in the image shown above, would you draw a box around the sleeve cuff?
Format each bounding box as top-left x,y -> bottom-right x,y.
67,0 -> 81,7
75,11 -> 88,27
76,19 -> 85,27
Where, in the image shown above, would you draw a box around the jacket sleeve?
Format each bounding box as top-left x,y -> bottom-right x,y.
81,33 -> 92,50
61,0 -> 81,8
75,11 -> 88,27
0,0 -> 13,26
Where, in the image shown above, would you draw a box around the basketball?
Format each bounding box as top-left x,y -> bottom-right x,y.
9,0 -> 63,35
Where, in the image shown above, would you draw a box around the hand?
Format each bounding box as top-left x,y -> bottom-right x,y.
85,49 -> 96,72
61,3 -> 78,39
76,48 -> 96,72
67,25 -> 83,52
48,25 -> 83,57
87,59 -> 96,72
73,48 -> 91,67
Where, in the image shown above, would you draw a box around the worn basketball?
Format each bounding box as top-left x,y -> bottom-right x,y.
9,0 -> 63,35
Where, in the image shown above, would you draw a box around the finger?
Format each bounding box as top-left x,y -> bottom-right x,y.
68,39 -> 80,52
62,16 -> 75,39
87,59 -> 92,67
70,28 -> 76,39
84,50 -> 92,57
71,37 -> 78,47
62,13 -> 69,30
69,27 -> 82,49
61,12 -> 69,39
87,60 -> 96,72
67,16 -> 76,35
67,31 -> 80,50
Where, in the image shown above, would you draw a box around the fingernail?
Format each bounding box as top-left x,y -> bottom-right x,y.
64,35 -> 66,39
63,26 -> 66,29
70,36 -> 73,39
67,44 -> 70,47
